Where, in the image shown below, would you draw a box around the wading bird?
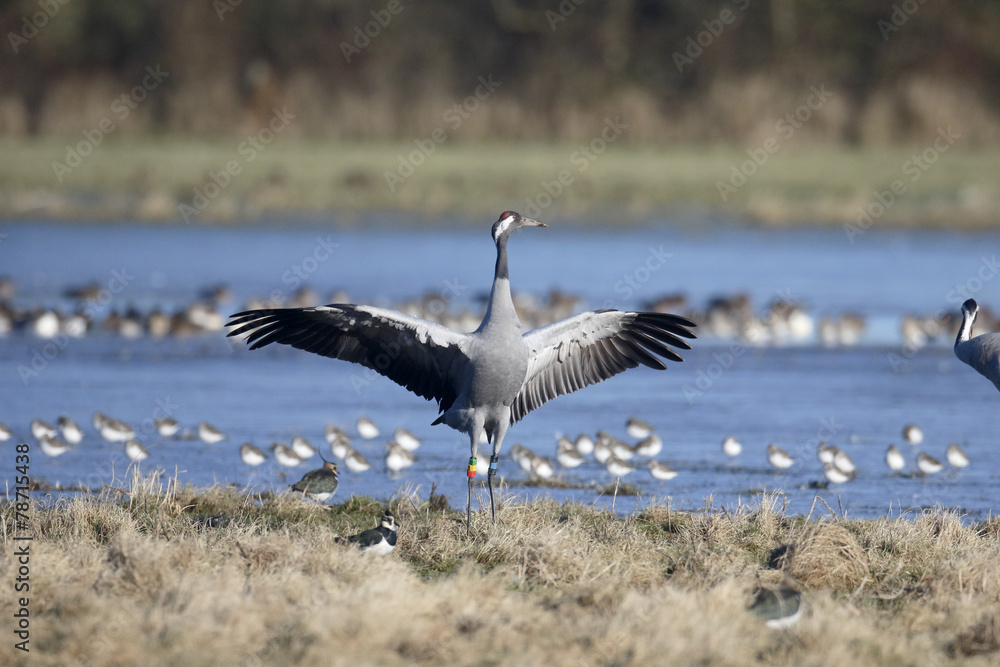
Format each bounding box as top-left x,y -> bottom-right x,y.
228,212 -> 696,533
343,510 -> 398,555
954,298 -> 1000,393
290,458 -> 339,502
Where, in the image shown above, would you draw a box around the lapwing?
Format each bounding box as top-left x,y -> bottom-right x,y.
749,576 -> 803,629
344,510 -> 398,555
290,458 -> 339,502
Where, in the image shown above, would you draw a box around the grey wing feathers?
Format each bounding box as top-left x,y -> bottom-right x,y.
511,311 -> 696,424
227,304 -> 468,412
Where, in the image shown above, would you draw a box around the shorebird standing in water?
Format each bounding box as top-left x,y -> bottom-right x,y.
240,442 -> 268,466
647,460 -> 678,480
722,435 -> 742,457
946,443 -> 969,468
885,444 -> 906,472
229,212 -> 695,533
916,452 -> 943,475
767,444 -> 794,470
31,418 -> 57,440
198,421 -> 226,443
902,424 -> 923,445
57,416 -> 84,445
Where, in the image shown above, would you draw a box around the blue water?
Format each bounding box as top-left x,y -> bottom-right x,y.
1,219 -> 998,520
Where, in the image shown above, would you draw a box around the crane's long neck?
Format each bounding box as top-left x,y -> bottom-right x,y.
955,308 -> 976,349
481,238 -> 520,330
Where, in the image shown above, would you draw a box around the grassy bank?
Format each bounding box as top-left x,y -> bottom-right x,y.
1,138 -> 999,227
2,472 -> 998,666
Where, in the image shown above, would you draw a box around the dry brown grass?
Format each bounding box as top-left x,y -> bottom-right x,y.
2,474 -> 999,666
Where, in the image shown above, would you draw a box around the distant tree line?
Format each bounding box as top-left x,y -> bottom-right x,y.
1,0 -> 998,144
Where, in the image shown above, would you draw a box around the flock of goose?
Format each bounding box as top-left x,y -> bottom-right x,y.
2,271 -> 998,349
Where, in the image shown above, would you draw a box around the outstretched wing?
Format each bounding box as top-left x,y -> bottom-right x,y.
227,304 -> 469,412
511,310 -> 696,423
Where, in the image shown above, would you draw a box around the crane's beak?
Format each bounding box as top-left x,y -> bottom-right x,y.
522,217 -> 548,228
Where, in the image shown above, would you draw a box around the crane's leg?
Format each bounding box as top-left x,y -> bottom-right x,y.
487,420 -> 509,525
466,426 -> 482,537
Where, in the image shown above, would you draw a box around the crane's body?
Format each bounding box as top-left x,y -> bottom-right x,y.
954,299 -> 1000,393
228,212 -> 696,532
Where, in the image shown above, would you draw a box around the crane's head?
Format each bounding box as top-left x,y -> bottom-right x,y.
962,299 -> 979,317
492,211 -> 547,245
